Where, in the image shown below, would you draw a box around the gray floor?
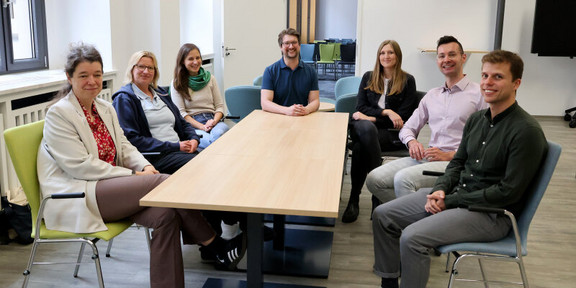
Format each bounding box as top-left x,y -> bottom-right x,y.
1,116 -> 575,288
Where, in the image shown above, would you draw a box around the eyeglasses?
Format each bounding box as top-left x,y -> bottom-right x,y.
282,41 -> 299,47
134,64 -> 155,72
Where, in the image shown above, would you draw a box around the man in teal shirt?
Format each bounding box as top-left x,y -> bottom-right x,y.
372,50 -> 547,288
261,28 -> 320,116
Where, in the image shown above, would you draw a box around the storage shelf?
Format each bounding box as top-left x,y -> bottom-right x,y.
418,48 -> 489,54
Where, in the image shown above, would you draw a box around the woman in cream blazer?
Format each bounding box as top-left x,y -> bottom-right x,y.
37,91 -> 149,233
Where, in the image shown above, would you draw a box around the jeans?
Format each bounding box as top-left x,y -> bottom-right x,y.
193,113 -> 230,149
366,157 -> 449,203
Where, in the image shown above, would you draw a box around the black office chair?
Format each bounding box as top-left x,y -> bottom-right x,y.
381,90 -> 427,160
563,106 -> 576,128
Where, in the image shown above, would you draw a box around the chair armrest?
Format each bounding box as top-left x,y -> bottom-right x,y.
225,115 -> 241,120
468,206 -> 522,256
422,170 -> 445,177
468,206 -> 507,216
50,192 -> 85,199
36,192 -> 86,238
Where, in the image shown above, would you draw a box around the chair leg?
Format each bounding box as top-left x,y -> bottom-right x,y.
22,241 -> 40,288
445,252 -> 451,272
105,238 -> 113,257
145,227 -> 152,253
477,258 -> 489,288
74,242 -> 87,277
447,253 -> 465,288
85,239 -> 105,288
517,259 -> 530,288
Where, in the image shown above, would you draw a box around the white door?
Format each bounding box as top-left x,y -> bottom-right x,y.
213,0 -> 287,92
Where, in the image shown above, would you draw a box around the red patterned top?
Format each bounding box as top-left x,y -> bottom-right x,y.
78,98 -> 117,166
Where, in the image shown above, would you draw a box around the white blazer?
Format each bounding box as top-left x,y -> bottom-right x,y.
37,92 -> 150,233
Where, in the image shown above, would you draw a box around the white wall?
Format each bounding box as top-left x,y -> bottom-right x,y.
181,0 -> 214,55
502,0 -> 576,115
48,0 -> 188,89
41,0 -> 576,116
357,0 -> 576,116
45,0 -> 113,72
357,0 -> 495,100
316,0 -> 357,40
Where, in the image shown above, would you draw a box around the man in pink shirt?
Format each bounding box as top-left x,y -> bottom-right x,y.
365,36 -> 488,215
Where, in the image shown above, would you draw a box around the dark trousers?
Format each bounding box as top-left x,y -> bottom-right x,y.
96,174 -> 215,288
151,151 -> 198,174
349,120 -> 404,197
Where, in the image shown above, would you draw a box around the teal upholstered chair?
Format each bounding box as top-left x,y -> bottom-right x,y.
437,140 -> 561,288
225,85 -> 262,123
253,75 -> 263,86
334,76 -> 361,100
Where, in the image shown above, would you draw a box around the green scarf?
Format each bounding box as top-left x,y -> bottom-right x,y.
188,67 -> 211,91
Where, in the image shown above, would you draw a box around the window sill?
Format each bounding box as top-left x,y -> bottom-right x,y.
0,69 -> 117,97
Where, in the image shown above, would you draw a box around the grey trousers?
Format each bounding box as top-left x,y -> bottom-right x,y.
366,157 -> 449,203
96,174 -> 215,288
372,189 -> 512,288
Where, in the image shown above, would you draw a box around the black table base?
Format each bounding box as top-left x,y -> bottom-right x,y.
202,278 -> 323,288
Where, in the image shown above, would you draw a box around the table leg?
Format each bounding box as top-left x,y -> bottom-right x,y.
272,215 -> 285,250
247,213 -> 264,288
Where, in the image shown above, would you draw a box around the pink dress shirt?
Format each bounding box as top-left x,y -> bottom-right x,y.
399,75 -> 488,152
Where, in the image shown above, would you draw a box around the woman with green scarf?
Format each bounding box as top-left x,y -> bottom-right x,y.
171,43 -> 229,149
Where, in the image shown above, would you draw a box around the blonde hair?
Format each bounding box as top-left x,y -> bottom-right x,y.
365,40 -> 407,95
124,51 -> 159,89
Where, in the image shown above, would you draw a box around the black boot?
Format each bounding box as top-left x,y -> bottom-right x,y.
381,277 -> 399,288
342,195 -> 359,223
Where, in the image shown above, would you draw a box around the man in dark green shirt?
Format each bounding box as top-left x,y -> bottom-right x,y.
372,50 -> 547,288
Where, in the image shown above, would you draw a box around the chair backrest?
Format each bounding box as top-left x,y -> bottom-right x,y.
3,120 -> 45,233
335,76 -> 362,100
332,42 -> 341,61
415,90 -> 426,103
300,44 -> 315,62
340,43 -> 356,62
341,38 -> 354,45
225,85 -> 262,122
318,44 -> 335,62
517,140 -> 561,247
313,42 -> 324,61
253,75 -> 263,86
335,92 -> 357,116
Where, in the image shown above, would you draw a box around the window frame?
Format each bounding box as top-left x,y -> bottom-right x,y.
0,0 -> 49,75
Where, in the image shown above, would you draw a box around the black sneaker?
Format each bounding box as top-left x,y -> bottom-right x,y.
215,233 -> 247,271
199,246 -> 216,263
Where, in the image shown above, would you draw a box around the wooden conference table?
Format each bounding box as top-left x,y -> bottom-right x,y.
141,110 -> 349,288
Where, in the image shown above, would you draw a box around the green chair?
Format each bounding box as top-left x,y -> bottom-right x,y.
332,42 -> 342,62
4,120 -> 134,288
317,43 -> 336,79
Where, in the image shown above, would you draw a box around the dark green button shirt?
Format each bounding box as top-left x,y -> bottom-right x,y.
433,102 -> 547,214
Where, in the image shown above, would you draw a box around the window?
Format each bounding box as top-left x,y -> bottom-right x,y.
0,0 -> 48,75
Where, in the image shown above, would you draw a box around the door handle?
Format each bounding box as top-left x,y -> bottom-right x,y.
224,47 -> 236,56
2,0 -> 13,8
